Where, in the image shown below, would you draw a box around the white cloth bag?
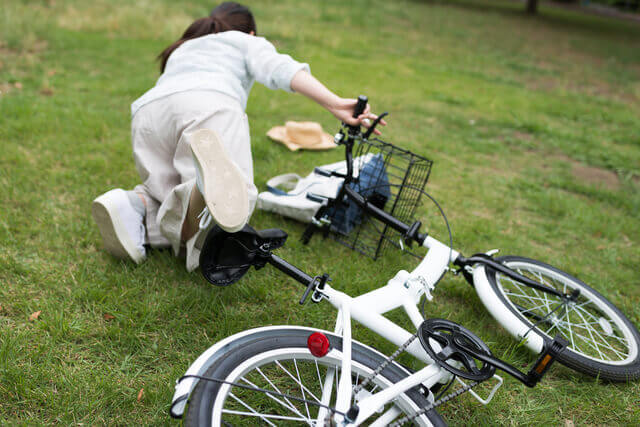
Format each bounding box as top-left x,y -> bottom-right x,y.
256,154 -> 374,223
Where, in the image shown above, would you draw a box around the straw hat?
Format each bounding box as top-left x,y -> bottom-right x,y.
266,121 -> 336,151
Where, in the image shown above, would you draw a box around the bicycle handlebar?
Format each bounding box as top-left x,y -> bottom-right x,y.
353,95 -> 368,118
335,96 -> 427,246
344,95 -> 368,136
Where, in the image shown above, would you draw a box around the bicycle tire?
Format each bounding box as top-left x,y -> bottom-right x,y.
480,255 -> 640,381
184,327 -> 446,426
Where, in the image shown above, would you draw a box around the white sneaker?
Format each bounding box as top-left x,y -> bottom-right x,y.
190,129 -> 249,233
92,189 -> 146,264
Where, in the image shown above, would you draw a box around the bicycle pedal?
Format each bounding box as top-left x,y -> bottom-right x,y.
525,334 -> 568,385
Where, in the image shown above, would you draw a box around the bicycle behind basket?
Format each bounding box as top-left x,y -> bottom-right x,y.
322,136 -> 433,259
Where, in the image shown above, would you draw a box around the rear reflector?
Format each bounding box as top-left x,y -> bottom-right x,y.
307,332 -> 330,357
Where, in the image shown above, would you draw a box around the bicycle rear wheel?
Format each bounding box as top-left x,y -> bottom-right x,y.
184,327 -> 445,426
477,256 -> 640,381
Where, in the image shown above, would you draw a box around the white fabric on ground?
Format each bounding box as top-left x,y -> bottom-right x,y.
256,154 -> 375,223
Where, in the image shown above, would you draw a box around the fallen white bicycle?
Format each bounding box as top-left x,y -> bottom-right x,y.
170,97 -> 640,426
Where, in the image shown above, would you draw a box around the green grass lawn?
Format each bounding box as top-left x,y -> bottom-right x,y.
1,0 -> 639,424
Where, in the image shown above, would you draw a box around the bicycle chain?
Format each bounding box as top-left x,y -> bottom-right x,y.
388,379 -> 479,426
352,333 -> 419,396
321,333 -> 420,426
350,332 -> 485,427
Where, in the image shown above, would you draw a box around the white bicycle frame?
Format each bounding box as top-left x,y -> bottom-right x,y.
312,235 -> 503,425
170,233 -> 506,424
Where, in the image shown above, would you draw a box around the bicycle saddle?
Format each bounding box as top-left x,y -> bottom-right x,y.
199,225 -> 288,286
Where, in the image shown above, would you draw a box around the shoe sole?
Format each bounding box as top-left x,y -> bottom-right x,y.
190,129 -> 249,232
92,191 -> 145,264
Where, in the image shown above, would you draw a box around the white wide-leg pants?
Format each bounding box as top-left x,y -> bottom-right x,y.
131,90 -> 257,271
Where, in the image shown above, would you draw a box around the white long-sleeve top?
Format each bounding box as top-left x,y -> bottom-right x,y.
131,31 -> 310,116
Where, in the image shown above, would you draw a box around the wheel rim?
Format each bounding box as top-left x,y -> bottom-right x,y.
210,347 -> 432,426
495,261 -> 638,365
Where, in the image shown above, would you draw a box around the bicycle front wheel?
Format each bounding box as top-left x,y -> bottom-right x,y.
479,256 -> 640,381
184,327 -> 445,426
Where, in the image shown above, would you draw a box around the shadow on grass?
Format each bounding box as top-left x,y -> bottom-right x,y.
411,0 -> 640,38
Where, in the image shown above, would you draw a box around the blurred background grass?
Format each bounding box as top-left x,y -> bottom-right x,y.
1,0 -> 639,424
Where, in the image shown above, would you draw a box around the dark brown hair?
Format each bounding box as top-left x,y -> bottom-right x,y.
157,2 -> 257,72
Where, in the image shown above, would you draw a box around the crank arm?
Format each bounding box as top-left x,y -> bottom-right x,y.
459,334 -> 569,387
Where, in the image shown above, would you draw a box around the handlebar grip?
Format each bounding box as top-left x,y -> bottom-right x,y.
352,95 -> 368,119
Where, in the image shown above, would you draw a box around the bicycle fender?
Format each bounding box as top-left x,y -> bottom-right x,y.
170,325 -> 316,418
472,265 -> 545,354
170,325 -> 420,418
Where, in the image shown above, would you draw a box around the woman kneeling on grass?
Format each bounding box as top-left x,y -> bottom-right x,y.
92,2 -> 384,271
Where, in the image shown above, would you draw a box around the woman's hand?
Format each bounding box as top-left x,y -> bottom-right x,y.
290,71 -> 387,134
328,98 -> 387,135
327,98 -> 387,135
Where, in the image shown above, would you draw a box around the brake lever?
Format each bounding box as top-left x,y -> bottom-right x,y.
362,111 -> 389,140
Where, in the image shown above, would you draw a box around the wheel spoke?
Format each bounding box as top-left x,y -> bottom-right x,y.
275,361 -> 322,403
544,308 -> 568,336
503,292 -> 555,304
222,408 -> 310,422
571,306 -> 607,360
564,305 -> 577,353
509,300 -> 555,316
576,299 -> 594,309
315,359 -> 324,395
521,271 -> 542,299
572,303 -> 603,324
576,324 -> 627,359
567,328 -> 626,361
246,370 -> 307,420
566,318 -> 629,344
572,304 -> 611,329
533,270 -> 557,313
547,315 -> 587,355
227,392 -> 278,426
542,287 -> 552,314
571,306 -> 629,355
500,276 -> 541,308
535,270 -> 559,294
579,331 -> 625,360
293,359 -> 313,422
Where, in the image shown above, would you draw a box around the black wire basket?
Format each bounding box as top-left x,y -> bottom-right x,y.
327,136 -> 433,259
